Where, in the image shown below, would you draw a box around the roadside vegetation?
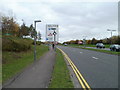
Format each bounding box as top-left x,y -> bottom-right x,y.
2,43 -> 48,83
2,36 -> 33,52
62,36 -> 120,55
49,49 -> 74,88
1,15 -> 49,83
79,47 -> 120,55
66,44 -> 120,55
68,44 -> 110,48
63,36 -> 120,45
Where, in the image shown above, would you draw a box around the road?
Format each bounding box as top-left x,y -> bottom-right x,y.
58,46 -> 118,88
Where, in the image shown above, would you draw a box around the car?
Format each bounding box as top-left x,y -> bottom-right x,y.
110,44 -> 120,52
96,43 -> 105,48
64,43 -> 68,46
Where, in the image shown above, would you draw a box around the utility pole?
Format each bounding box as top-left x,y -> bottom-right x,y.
34,20 -> 41,61
107,29 -> 116,44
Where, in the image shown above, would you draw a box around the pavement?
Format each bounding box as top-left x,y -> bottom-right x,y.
3,47 -> 56,88
58,46 -> 118,88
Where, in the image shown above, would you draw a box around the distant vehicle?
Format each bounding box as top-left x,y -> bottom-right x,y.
64,43 -> 68,46
96,43 -> 105,48
110,44 -> 120,52
78,41 -> 83,45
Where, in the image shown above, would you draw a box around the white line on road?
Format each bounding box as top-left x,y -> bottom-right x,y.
92,57 -> 98,60
80,52 -> 83,53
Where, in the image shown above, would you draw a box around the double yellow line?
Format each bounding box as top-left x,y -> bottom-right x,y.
58,48 -> 91,90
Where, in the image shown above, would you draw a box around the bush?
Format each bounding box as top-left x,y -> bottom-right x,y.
36,41 -> 41,45
32,41 -> 41,45
2,36 -> 33,52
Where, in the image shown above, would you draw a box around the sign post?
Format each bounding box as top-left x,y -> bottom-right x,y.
53,30 -> 57,50
46,24 -> 58,50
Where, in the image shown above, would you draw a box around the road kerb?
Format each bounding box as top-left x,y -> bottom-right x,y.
58,48 -> 91,90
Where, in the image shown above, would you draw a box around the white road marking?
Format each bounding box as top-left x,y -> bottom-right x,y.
80,52 -> 83,53
92,57 -> 98,59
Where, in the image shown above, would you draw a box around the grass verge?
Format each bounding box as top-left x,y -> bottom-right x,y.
69,46 -> 120,55
61,44 -> 120,55
2,45 -> 48,83
68,44 -> 110,48
81,47 -> 120,55
49,49 -> 74,88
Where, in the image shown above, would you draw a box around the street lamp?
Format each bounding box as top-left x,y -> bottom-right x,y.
107,29 -> 116,44
34,20 -> 41,61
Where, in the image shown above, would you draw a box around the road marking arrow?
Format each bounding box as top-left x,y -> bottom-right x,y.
92,57 -> 98,60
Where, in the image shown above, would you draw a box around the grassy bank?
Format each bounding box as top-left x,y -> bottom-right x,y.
49,49 -> 74,88
2,36 -> 33,52
2,45 -> 49,83
68,45 -> 120,55
80,47 -> 120,55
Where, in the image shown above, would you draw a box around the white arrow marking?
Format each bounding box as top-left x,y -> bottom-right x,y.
92,57 -> 98,59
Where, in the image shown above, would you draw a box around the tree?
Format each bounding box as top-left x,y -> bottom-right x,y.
117,36 -> 120,44
91,38 -> 97,44
75,39 -> 79,44
29,24 -> 37,38
86,40 -> 91,44
19,23 -> 30,37
1,16 -> 19,36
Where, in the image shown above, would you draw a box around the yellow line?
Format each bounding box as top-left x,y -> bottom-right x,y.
69,59 -> 91,90
58,48 -> 91,90
65,55 -> 86,90
66,56 -> 87,90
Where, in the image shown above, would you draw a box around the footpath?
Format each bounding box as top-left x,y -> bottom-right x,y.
3,47 -> 56,88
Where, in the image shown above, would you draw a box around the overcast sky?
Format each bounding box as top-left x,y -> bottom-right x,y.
0,0 -> 119,43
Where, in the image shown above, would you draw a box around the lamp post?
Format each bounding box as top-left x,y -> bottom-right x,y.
107,29 -> 116,44
34,20 -> 41,61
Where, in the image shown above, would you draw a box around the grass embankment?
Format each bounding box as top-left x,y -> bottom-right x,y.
2,36 -> 32,52
2,45 -> 49,83
49,49 -> 74,88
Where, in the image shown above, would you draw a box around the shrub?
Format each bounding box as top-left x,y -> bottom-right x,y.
2,36 -> 32,52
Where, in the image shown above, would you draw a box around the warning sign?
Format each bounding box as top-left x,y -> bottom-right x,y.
48,33 -> 53,36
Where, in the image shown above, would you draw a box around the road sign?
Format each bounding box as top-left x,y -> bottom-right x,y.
46,24 -> 58,42
48,33 -> 53,36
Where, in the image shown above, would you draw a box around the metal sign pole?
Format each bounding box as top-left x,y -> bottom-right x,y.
53,30 -> 57,51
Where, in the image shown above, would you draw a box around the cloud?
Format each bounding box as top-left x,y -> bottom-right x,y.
0,0 -> 118,43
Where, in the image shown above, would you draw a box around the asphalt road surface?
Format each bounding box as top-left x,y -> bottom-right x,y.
58,46 -> 118,88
